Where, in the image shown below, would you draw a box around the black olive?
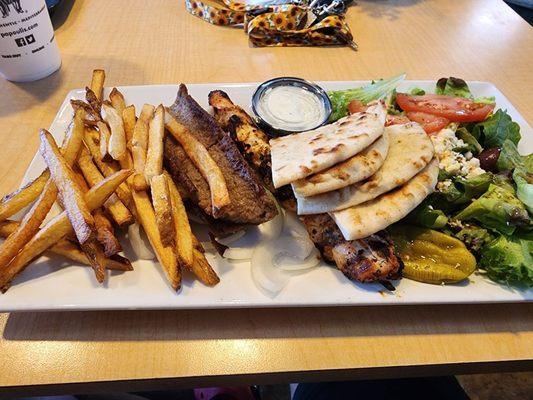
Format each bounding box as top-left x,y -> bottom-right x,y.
478,147 -> 501,171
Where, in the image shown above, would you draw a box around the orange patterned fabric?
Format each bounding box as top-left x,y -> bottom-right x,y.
184,0 -> 356,50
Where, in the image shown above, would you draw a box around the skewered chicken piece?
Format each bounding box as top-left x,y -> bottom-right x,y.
300,213 -> 402,287
209,89 -> 295,208
209,90 -> 274,190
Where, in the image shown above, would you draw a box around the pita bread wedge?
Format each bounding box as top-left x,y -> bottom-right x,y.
270,100 -> 387,188
292,132 -> 389,197
297,122 -> 434,215
332,158 -> 439,240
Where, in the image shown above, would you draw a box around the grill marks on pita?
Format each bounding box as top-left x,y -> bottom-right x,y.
296,123 -> 435,215
292,132 -> 389,197
332,158 -> 439,240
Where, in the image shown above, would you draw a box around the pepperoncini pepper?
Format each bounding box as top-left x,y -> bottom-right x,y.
388,225 -> 476,284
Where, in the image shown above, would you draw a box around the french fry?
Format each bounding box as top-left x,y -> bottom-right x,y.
102,102 -> 127,161
70,100 -> 101,126
150,174 -> 174,248
97,121 -> 111,160
73,167 -> 122,257
119,147 -> 134,171
83,128 -> 135,213
191,247 -> 220,286
145,105 -> 165,185
0,221 -> 132,271
0,108 -> 85,222
77,147 -> 133,226
109,87 -> 126,115
122,105 -> 136,147
132,174 -> 147,191
0,171 -> 49,221
83,128 -> 120,176
39,130 -> 95,244
79,237 -> 107,282
164,111 -> 230,215
0,169 -> 131,292
0,180 -> 58,271
0,110 -> 86,270
63,108 -> 87,163
165,171 -> 194,269
93,211 -> 121,257
131,104 -> 154,191
90,69 -> 105,101
85,86 -> 101,114
107,254 -> 133,271
132,189 -> 180,290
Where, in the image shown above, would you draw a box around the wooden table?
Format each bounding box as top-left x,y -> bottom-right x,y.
0,0 -> 532,396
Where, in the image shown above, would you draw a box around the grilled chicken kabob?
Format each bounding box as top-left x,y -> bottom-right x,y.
209,91 -> 403,287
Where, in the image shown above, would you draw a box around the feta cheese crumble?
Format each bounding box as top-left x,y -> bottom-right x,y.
430,124 -> 485,181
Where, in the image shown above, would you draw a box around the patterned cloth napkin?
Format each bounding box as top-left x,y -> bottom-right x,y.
185,0 -> 357,50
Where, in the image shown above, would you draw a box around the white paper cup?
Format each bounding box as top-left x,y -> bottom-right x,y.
0,0 -> 61,82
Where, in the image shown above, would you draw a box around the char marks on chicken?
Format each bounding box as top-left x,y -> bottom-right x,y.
300,213 -> 402,285
208,89 -> 296,210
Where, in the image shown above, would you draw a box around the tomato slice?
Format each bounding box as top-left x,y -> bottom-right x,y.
406,111 -> 450,134
396,93 -> 494,122
347,99 -> 367,114
385,114 -> 411,126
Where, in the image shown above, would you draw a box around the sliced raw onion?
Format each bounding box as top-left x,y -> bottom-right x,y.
275,247 -> 321,271
128,223 -> 155,260
216,230 -> 246,246
250,235 -> 320,296
283,211 -> 308,238
273,235 -> 315,260
222,200 -> 284,259
223,247 -> 254,260
251,241 -> 291,295
258,200 -> 284,241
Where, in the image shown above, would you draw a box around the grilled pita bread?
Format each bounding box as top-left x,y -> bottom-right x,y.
332,158 -> 439,240
292,132 -> 389,197
297,122 -> 434,215
270,100 -> 387,188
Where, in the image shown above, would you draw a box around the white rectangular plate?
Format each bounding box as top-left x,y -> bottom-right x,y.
0,80 -> 531,311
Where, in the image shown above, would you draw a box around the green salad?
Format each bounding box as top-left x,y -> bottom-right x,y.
329,76 -> 532,287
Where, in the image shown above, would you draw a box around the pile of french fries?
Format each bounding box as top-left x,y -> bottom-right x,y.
0,69 -> 219,292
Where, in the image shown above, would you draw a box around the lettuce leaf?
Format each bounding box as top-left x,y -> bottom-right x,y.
494,140 -> 533,214
472,109 -> 521,148
454,184 -> 530,235
479,235 -> 533,287
455,127 -> 483,154
525,154 -> 533,171
453,223 -> 495,254
406,202 -> 448,229
513,168 -> 533,215
496,140 -> 524,171
328,73 -> 406,121
439,173 -> 492,205
409,87 -> 425,96
434,77 -> 495,104
474,96 -> 496,105
436,77 -> 473,98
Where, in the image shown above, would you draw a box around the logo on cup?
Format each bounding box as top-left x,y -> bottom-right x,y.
14,34 -> 35,47
0,0 -> 24,18
15,36 -> 26,47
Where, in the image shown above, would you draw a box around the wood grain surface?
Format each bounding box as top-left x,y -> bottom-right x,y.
0,0 -> 532,394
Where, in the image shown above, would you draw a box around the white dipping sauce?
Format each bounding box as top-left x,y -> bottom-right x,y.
256,85 -> 326,131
